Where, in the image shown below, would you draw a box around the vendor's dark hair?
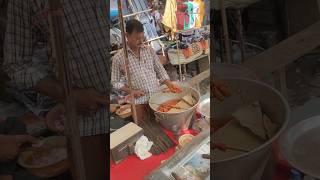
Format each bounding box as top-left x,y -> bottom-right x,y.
126,19 -> 144,34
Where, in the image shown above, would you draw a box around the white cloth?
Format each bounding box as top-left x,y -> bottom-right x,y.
134,135 -> 153,160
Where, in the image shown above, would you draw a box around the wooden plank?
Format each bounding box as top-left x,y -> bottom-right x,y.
188,69 -> 210,86
243,20 -> 320,78
123,9 -> 152,18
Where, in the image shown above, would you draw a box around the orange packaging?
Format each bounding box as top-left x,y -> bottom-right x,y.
182,48 -> 192,58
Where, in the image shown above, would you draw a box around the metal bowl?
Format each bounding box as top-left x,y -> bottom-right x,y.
212,78 -> 290,180
149,83 -> 200,134
279,115 -> 320,179
197,98 -> 210,123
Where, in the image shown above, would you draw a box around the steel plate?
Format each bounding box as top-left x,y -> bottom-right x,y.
198,98 -> 210,118
279,115 -> 320,179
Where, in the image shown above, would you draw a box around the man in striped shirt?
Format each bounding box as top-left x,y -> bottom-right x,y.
111,19 -> 179,123
2,0 -> 109,179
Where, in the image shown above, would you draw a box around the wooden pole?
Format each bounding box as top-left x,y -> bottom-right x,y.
123,9 -> 153,18
47,1 -> 86,180
176,40 -> 183,81
117,0 -> 139,124
236,9 -> 245,62
220,0 -> 232,63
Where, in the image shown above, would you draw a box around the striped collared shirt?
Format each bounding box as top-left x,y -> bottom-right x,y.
111,45 -> 169,104
3,0 -> 110,136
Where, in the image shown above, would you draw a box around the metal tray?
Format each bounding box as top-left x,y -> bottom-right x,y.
145,129 -> 210,180
279,115 -> 320,179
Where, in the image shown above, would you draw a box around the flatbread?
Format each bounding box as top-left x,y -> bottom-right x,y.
182,94 -> 195,106
213,120 -> 264,154
262,114 -> 279,139
167,100 -> 192,113
232,101 -> 266,140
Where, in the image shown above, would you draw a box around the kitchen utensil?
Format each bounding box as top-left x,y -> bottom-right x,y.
279,115 -> 320,179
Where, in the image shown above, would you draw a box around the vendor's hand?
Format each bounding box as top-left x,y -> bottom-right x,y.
12,135 -> 38,145
73,88 -> 109,115
110,104 -> 119,113
0,135 -> 37,162
0,138 -> 19,162
45,104 -> 65,135
211,80 -> 231,101
131,90 -> 145,98
165,81 -> 182,93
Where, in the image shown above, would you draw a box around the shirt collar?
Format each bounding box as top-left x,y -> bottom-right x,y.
126,45 -> 147,54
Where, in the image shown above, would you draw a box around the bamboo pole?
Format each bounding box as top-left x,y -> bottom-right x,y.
220,0 -> 232,63
236,9 -> 245,62
117,0 -> 139,124
176,40 -> 183,81
123,9 -> 153,18
47,1 -> 86,180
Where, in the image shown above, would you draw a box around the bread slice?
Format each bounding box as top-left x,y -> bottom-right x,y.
182,94 -> 195,106
167,100 -> 192,113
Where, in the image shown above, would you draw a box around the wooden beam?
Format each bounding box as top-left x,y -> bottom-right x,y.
117,0 -> 139,124
243,20 -> 320,78
123,9 -> 152,18
220,0 -> 232,63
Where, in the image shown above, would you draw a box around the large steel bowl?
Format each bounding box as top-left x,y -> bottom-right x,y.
212,78 -> 290,180
197,98 -> 210,123
149,84 -> 200,134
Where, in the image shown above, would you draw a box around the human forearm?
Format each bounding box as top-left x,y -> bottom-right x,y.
162,79 -> 172,86
32,78 -> 65,103
118,85 -> 130,94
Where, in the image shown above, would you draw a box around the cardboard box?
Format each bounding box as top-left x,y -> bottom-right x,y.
110,122 -> 143,164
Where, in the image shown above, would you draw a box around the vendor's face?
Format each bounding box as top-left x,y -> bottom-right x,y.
126,31 -> 145,49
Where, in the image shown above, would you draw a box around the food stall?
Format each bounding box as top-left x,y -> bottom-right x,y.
110,81 -> 210,180
109,0 -> 210,179
110,71 -> 210,180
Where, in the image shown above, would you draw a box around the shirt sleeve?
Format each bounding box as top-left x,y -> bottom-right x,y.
111,52 -> 125,89
2,0 -> 51,90
150,47 -> 170,82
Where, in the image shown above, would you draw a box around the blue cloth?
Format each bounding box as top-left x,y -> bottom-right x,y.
110,9 -> 118,21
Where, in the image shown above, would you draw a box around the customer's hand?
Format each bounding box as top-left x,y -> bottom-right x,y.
0,135 -> 37,162
211,80 -> 231,101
